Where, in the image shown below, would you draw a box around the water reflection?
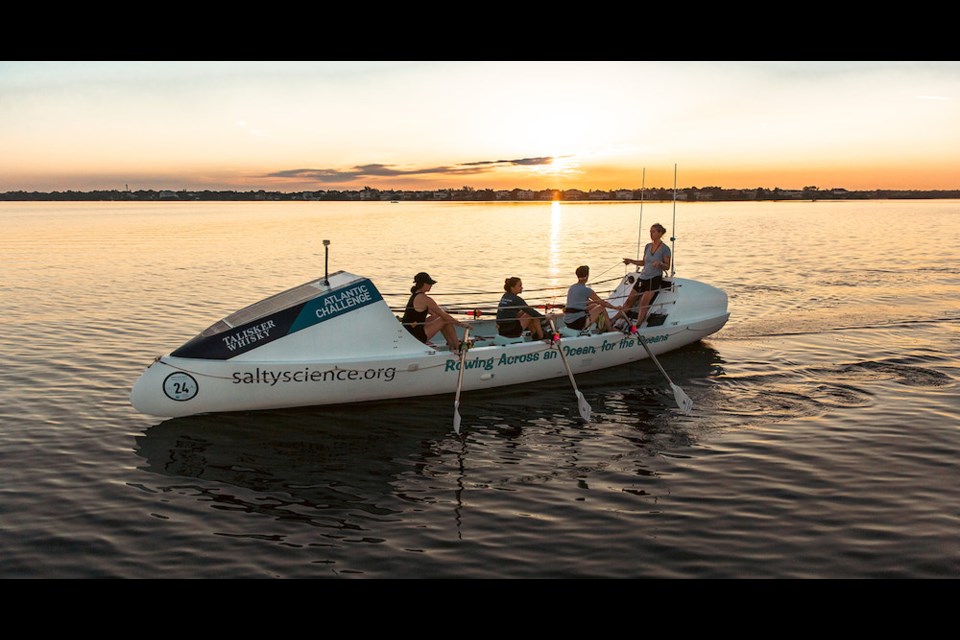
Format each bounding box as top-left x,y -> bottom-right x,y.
134,341 -> 727,518
135,400 -> 447,517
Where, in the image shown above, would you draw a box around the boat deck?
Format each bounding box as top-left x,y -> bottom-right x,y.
427,319 -> 605,353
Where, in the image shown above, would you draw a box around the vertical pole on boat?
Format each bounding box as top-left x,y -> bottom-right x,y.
548,319 -> 592,421
323,239 -> 330,286
670,164 -> 677,279
453,327 -> 471,434
637,335 -> 693,414
636,168 -> 646,261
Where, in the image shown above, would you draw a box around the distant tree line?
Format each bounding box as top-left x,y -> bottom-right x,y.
2,186 -> 959,202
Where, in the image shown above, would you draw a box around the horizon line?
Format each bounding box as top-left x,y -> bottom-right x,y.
4,185 -> 960,195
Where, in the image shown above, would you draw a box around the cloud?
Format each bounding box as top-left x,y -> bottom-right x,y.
236,120 -> 268,137
460,156 -> 556,167
267,156 -> 559,184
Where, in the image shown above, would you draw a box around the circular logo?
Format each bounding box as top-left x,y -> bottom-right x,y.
163,372 -> 198,401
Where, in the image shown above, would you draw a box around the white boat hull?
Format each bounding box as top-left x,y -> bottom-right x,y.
130,271 -> 729,418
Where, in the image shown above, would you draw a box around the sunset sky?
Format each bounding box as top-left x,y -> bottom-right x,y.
2,61 -> 958,193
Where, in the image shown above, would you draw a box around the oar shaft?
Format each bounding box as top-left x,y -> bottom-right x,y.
638,335 -> 674,384
549,319 -> 591,421
559,349 -> 579,388
638,334 -> 692,413
452,327 -> 471,433
549,319 -> 576,383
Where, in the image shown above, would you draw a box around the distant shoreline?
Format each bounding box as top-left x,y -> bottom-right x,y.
2,187 -> 959,202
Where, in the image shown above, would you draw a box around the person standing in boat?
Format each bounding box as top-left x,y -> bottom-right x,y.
401,272 -> 468,351
497,277 -> 548,340
563,265 -> 621,332
622,222 -> 672,326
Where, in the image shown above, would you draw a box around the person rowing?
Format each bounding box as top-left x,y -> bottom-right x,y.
496,276 -> 549,340
563,265 -> 621,333
400,271 -> 469,351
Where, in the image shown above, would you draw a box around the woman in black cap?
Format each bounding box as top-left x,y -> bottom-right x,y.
400,272 -> 467,351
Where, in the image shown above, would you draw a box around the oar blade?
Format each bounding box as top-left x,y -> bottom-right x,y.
576,391 -> 592,422
453,401 -> 462,434
672,384 -> 693,414
639,335 -> 693,414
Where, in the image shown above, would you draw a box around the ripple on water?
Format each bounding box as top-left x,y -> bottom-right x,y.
697,376 -> 873,429
837,361 -> 955,387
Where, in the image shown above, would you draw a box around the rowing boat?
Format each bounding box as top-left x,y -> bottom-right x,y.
129,264 -> 729,420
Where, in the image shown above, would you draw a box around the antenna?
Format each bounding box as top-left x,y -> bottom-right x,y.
323,239 -> 331,285
670,164 -> 677,278
636,168 -> 646,261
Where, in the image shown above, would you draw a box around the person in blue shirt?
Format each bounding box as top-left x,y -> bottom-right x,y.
563,265 -> 621,332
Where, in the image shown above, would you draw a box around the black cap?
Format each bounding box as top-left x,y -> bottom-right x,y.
414,272 -> 437,285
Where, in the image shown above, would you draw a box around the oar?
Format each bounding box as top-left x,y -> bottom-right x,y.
549,319 -> 592,421
452,327 -> 471,434
637,334 -> 693,414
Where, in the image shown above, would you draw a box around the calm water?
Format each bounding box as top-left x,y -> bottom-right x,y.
2,199 -> 958,578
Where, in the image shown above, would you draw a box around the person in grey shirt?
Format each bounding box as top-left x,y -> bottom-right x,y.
622,222 -> 672,325
563,265 -> 622,332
